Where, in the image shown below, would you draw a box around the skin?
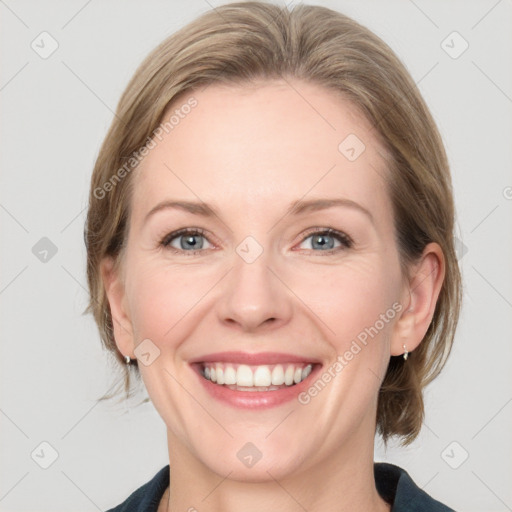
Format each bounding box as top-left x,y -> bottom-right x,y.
101,78 -> 445,512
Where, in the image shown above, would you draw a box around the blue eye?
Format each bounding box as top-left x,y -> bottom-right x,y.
160,228 -> 212,254
298,229 -> 353,253
160,227 -> 353,255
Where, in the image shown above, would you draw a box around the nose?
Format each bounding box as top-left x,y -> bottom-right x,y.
216,246 -> 293,333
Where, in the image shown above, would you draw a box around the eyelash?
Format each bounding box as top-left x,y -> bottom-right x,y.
159,227 -> 353,256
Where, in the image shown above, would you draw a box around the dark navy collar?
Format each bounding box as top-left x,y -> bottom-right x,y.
106,462 -> 455,511
375,462 -> 455,511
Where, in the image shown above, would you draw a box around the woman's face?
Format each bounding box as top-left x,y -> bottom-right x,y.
107,79 -> 411,480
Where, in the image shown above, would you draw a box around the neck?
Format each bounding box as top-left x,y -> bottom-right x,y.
163,427 -> 390,512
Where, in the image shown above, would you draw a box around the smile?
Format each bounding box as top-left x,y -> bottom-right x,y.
201,362 -> 313,391
190,351 -> 322,409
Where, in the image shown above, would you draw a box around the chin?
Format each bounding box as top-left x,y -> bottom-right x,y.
189,432 -> 313,484
205,455 -> 303,483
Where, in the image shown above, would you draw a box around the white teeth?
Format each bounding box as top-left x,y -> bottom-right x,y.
253,366 -> 272,387
216,364 -> 224,385
224,365 -> 236,385
271,365 -> 285,385
202,362 -> 314,389
302,365 -> 312,380
284,365 -> 295,385
236,365 -> 254,387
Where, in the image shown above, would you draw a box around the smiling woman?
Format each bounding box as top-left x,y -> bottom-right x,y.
84,2 -> 461,511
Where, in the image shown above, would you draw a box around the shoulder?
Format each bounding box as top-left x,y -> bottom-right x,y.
375,462 -> 456,512
105,465 -> 170,512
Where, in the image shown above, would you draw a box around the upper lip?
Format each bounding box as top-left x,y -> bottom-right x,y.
189,351 -> 322,366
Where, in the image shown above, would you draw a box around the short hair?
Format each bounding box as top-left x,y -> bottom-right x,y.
84,1 -> 462,445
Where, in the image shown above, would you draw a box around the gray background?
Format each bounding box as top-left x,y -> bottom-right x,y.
1,0 -> 511,510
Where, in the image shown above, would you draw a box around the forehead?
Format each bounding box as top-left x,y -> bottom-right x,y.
131,79 -> 392,227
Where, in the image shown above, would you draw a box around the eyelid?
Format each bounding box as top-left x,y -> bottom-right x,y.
159,227 -> 215,253
296,227 -> 353,252
159,227 -> 353,255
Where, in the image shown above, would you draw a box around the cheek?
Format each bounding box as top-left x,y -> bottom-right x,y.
125,233 -> 403,351
126,261 -> 217,342
291,257 -> 402,350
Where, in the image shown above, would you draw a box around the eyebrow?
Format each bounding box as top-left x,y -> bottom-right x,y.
144,197 -> 374,225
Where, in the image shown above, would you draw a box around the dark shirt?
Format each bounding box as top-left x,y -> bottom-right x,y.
105,462 -> 455,511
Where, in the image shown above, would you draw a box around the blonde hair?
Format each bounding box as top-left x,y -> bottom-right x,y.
85,1 -> 462,444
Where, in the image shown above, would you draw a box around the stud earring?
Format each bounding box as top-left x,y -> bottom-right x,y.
403,344 -> 409,361
124,355 -> 132,365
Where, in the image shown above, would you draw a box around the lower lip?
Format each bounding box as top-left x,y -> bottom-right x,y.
191,364 -> 322,409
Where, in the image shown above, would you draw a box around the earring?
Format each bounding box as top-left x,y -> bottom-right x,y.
403,344 -> 409,361
124,355 -> 132,365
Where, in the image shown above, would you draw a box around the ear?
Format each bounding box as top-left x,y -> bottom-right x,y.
391,242 -> 445,356
100,256 -> 135,359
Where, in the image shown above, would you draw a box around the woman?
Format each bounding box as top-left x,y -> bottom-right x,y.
85,2 -> 461,511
